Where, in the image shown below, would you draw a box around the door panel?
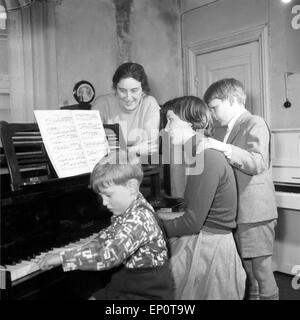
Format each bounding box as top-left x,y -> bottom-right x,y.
196,41 -> 262,139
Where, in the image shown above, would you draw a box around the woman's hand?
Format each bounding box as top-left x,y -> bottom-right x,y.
37,253 -> 62,270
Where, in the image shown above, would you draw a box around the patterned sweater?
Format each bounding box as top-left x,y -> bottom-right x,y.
60,193 -> 168,271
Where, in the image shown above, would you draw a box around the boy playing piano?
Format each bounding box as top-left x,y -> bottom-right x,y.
38,150 -> 174,300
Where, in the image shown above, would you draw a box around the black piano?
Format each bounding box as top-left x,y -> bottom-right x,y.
0,121 -> 162,300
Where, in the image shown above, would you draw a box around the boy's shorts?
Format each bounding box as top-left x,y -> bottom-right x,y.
92,263 -> 174,300
234,219 -> 277,259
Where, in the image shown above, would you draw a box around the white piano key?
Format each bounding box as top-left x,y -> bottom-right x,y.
7,232 -> 100,282
6,261 -> 39,281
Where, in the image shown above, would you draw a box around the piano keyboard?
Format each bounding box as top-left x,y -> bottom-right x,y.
3,233 -> 99,283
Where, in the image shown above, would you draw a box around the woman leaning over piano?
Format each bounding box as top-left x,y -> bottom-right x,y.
92,62 -> 160,158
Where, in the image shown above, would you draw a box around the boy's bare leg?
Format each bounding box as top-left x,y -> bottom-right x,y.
243,258 -> 259,300
252,255 -> 279,300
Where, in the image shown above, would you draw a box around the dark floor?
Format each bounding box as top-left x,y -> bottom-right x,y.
275,271 -> 300,300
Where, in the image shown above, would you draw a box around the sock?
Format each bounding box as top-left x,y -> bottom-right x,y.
248,288 -> 260,300
259,287 -> 279,300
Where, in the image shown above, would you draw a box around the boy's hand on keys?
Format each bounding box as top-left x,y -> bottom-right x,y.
38,253 -> 62,270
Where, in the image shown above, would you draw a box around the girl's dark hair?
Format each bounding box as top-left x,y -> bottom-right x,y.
162,95 -> 214,137
112,62 -> 150,94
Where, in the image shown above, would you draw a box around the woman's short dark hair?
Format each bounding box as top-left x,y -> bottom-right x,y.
162,95 -> 214,137
112,62 -> 150,94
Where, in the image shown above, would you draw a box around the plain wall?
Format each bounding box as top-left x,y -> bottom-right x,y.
181,0 -> 268,45
180,0 -> 300,129
269,0 -> 300,129
55,0 -> 182,107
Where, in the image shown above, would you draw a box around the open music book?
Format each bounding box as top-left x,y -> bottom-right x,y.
34,110 -> 109,178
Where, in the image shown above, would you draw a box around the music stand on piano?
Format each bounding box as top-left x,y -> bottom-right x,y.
59,104 -> 162,205
0,121 -> 56,192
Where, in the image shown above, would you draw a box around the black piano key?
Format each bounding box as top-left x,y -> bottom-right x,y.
3,257 -> 17,265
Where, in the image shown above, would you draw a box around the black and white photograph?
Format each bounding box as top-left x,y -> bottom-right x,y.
0,0 -> 299,305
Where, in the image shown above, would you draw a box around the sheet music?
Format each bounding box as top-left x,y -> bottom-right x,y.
34,110 -> 109,178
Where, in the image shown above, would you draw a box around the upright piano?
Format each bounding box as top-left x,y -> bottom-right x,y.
0,121 -> 162,300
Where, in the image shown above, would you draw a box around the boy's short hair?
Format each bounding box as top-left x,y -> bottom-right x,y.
90,150 -> 144,193
203,78 -> 246,106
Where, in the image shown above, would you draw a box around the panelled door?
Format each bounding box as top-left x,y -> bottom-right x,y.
195,41 -> 262,139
